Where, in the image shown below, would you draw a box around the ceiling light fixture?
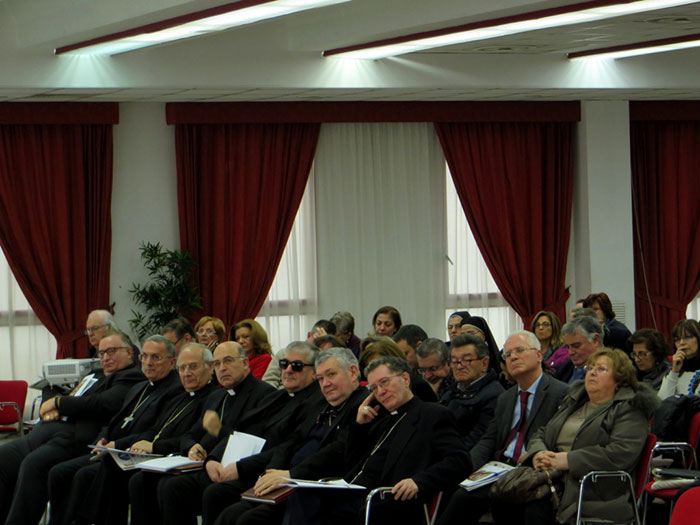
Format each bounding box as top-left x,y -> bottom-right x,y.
55,0 -> 350,56
568,32 -> 700,58
323,0 -> 699,59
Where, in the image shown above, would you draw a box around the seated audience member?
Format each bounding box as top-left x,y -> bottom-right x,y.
331,310 -> 361,357
314,334 -> 346,350
584,292 -> 632,350
416,337 -> 454,398
459,315 -> 501,374
155,342 -> 325,525
658,319 -> 700,399
392,324 -> 428,369
555,315 -> 604,383
446,310 -> 471,345
68,343 -> 217,525
531,310 -> 567,372
361,337 -> 437,402
0,329 -> 144,525
516,349 -> 658,524
628,328 -> 671,391
48,335 -> 181,525
231,319 -> 273,379
84,309 -> 118,357
195,316 -> 227,350
441,334 -> 505,449
371,305 -> 402,337
306,318 -> 337,341
284,356 -> 471,525
212,347 -> 368,524
569,299 -> 587,319
161,316 -> 196,355
438,330 -> 568,525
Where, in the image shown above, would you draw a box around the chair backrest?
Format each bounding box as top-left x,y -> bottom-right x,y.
670,486 -> 700,525
634,433 -> 657,501
0,380 -> 28,425
688,412 -> 700,450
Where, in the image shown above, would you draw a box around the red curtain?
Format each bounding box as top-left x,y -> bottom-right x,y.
435,122 -> 574,326
0,124 -> 114,358
175,123 -> 321,329
631,120 -> 700,337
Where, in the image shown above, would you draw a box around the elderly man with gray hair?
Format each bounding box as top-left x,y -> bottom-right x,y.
555,315 -> 604,384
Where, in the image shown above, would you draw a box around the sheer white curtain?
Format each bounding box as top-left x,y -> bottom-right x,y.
314,123 -> 446,338
255,170 -> 318,353
444,168 -> 521,348
687,294 -> 700,321
0,247 -> 56,416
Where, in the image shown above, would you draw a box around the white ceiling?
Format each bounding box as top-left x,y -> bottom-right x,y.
1,0 -> 700,101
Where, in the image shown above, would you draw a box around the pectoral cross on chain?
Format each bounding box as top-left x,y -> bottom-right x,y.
121,416 -> 134,429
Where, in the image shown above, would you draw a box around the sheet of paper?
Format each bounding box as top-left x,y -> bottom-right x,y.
281,478 -> 365,490
136,455 -> 203,472
221,431 -> 267,467
88,445 -> 161,471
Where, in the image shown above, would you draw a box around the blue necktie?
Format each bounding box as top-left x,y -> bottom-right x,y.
569,367 -> 585,383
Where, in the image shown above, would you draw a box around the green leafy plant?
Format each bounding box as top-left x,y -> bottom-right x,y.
128,242 -> 201,342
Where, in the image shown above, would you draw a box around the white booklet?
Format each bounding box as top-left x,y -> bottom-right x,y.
460,461 -> 515,491
88,445 -> 161,471
221,431 -> 267,467
281,478 -> 365,490
136,455 -> 203,473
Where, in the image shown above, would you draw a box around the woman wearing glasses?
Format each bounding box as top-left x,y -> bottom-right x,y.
230,319 -> 273,379
530,310 -> 567,374
512,349 -> 657,525
194,316 -> 226,350
658,319 -> 700,399
627,328 -> 670,391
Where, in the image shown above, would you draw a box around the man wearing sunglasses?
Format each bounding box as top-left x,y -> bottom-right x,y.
0,329 -> 144,525
157,341 -> 326,525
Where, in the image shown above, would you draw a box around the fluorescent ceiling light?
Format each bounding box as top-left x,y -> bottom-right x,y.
568,32 -> 700,59
56,0 -> 349,56
324,0 -> 699,59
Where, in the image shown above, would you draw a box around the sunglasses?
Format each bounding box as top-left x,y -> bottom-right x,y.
279,359 -> 314,372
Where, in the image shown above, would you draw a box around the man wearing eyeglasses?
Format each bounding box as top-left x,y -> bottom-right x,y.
0,329 -> 144,525
437,330 -> 569,525
48,334 -> 182,525
156,341 -> 325,525
440,334 -> 505,450
556,315 -> 604,384
415,338 -> 454,398
161,316 -> 196,355
84,309 -> 116,357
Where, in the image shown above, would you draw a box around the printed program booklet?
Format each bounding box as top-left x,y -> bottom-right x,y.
460,461 -> 515,491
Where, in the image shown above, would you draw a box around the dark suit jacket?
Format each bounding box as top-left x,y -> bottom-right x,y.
104,371 -> 182,449
179,372 -> 276,455
206,381 -> 327,481
133,381 -> 219,454
56,363 -> 145,443
344,397 -> 471,497
469,372 -> 569,469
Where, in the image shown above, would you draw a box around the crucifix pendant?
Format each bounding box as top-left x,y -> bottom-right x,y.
121,416 -> 134,429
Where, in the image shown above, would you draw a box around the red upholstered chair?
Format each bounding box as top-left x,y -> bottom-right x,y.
0,380 -> 28,435
669,486 -> 700,525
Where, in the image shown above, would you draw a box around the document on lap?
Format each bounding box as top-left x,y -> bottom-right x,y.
280,478 -> 365,490
136,456 -> 204,473
221,431 -> 267,466
88,445 -> 161,471
460,461 -> 515,491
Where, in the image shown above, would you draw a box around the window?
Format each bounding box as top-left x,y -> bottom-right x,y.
256,169 -> 318,352
444,167 -> 520,347
0,248 -> 56,383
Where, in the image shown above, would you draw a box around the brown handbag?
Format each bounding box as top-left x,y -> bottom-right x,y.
489,466 -> 562,506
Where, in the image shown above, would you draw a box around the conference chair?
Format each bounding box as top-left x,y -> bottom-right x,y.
0,380 -> 28,436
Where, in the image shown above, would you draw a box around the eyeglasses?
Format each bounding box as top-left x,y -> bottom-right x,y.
85,324 -> 108,335
534,322 -> 552,328
279,359 -> 314,372
502,347 -> 535,360
584,364 -> 610,375
450,356 -> 479,368
139,353 -> 166,363
368,374 -> 403,394
97,346 -> 128,358
177,362 -> 203,372
196,328 -> 217,336
674,335 -> 696,344
631,351 -> 651,360
212,356 -> 243,368
416,364 -> 445,375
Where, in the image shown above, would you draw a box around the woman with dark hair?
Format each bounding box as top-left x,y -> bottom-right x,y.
371,306 -> 402,337
658,319 -> 700,399
628,328 -> 671,391
530,311 -> 568,373
230,319 -> 273,379
584,292 -> 632,350
446,310 -> 471,343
